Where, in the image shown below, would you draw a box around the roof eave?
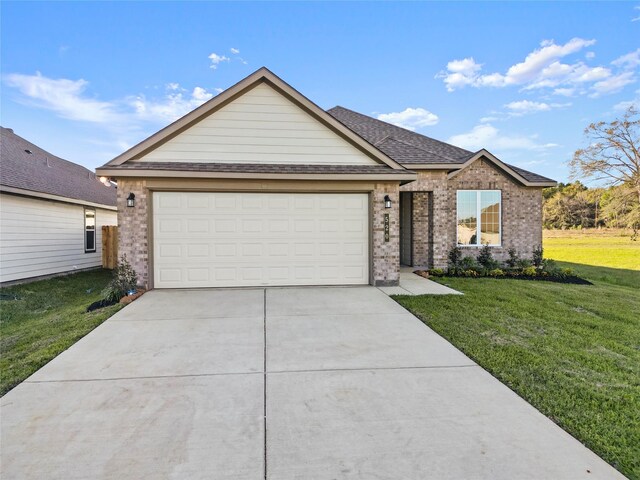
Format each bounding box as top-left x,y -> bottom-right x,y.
0,185 -> 117,210
96,167 -> 417,183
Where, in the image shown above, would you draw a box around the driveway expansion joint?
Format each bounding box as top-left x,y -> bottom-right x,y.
265,364 -> 479,375
23,371 -> 263,384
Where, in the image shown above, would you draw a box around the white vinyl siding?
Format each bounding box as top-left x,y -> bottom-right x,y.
0,194 -> 117,283
152,192 -> 369,288
134,83 -> 378,166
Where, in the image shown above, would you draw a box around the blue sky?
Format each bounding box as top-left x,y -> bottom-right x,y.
1,1 -> 638,182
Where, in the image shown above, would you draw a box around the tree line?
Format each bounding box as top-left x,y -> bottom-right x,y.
543,181 -> 639,232
543,106 -> 639,238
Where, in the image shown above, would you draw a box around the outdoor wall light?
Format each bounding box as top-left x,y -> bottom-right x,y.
127,193 -> 136,208
384,195 -> 392,209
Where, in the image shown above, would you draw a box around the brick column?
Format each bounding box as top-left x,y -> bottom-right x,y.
372,183 -> 400,286
116,179 -> 149,288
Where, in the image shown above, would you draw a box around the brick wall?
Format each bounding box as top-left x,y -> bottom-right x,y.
372,183 -> 400,286
411,192 -> 430,266
116,179 -> 149,287
400,160 -> 543,268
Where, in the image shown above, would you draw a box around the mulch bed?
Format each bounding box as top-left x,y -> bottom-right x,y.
86,289 -> 146,312
413,270 -> 593,285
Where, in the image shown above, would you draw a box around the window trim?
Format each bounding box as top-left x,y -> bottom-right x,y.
456,190 -> 502,247
84,208 -> 97,253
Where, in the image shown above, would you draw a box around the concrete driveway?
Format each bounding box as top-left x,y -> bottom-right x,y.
1,287 -> 625,479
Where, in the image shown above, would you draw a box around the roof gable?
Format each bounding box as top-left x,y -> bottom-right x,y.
104,68 -> 405,170
447,150 -> 556,187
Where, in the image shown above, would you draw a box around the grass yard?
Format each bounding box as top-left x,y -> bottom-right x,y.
0,269 -> 122,396
394,230 -> 640,479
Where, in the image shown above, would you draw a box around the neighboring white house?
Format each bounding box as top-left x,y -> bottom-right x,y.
0,127 -> 117,284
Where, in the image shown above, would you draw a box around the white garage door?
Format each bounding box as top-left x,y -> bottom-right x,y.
152,192 -> 369,288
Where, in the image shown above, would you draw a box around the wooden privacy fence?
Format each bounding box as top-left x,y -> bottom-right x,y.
102,226 -> 118,269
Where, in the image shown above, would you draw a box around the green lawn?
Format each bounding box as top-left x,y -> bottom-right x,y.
0,269 -> 122,396
394,232 -> 640,479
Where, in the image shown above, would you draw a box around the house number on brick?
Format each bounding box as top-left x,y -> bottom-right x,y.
384,213 -> 390,242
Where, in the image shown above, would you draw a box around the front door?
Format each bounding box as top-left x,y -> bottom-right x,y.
400,192 -> 412,266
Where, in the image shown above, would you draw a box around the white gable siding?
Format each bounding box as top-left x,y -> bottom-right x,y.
0,194 -> 117,283
134,83 -> 378,165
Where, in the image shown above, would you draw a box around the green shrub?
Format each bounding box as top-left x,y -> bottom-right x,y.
516,258 -> 533,269
532,245 -> 544,268
506,248 -> 520,268
561,267 -> 575,277
460,255 -> 479,271
462,269 -> 478,277
477,244 -> 499,270
522,266 -> 538,276
447,246 -> 463,274
489,268 -> 505,277
102,255 -> 138,302
429,268 -> 445,276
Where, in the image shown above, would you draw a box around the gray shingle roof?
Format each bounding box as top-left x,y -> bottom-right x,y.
327,106 -> 555,184
0,127 -> 116,207
328,106 -> 473,164
114,162 -> 412,175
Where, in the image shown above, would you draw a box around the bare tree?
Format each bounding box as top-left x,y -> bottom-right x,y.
570,106 -> 640,204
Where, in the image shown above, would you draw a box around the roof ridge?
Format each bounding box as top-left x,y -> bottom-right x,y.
327,106 -> 473,156
380,136 -> 460,163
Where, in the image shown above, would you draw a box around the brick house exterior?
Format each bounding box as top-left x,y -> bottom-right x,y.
98,68 -> 554,289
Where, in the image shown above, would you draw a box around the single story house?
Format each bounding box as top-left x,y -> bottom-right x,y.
0,127 -> 117,284
96,68 -> 555,289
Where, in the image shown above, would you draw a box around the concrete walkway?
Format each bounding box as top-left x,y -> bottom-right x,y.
378,267 -> 462,295
1,287 -> 624,479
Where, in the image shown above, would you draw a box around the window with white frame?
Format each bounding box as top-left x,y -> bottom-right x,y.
456,190 -> 501,246
84,208 -> 96,253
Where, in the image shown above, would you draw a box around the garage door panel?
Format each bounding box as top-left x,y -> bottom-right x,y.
153,192 -> 369,288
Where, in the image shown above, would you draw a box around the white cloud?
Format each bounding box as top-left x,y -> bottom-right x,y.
504,100 -> 571,116
612,48 -> 640,69
613,89 -> 640,111
4,72 -> 217,126
632,5 -> 640,21
448,123 -> 559,152
4,72 -> 119,123
585,51 -> 596,59
590,71 -> 636,97
437,38 -> 597,92
230,47 -> 240,54
437,38 -> 638,97
376,107 -> 439,130
208,52 -> 230,69
131,84 -> 215,122
553,87 -> 575,97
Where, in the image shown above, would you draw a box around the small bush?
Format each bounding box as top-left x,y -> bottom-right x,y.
462,269 -> 479,277
532,245 -> 544,268
477,244 -> 496,270
429,268 -> 445,276
560,267 -> 575,277
506,248 -> 519,268
489,268 -> 505,277
522,266 -> 538,276
448,246 -> 463,274
102,255 -> 138,302
516,258 -> 533,269
460,256 -> 479,271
